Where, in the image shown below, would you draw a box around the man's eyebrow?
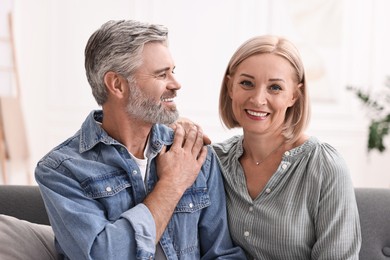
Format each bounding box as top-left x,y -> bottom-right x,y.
153,66 -> 174,74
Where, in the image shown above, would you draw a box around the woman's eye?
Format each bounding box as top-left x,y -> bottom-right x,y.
239,80 -> 254,88
269,84 -> 282,91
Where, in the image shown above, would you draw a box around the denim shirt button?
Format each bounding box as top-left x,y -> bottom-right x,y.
189,203 -> 194,208
132,170 -> 138,175
105,186 -> 112,192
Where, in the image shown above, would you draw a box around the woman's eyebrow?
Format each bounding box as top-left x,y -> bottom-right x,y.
269,78 -> 285,83
239,73 -> 255,79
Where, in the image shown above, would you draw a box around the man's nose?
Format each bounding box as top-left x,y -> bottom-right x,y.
167,75 -> 181,90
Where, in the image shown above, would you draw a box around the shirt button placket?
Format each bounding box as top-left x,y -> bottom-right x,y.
244,202 -> 254,241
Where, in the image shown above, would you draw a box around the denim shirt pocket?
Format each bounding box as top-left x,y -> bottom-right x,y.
81,170 -> 133,220
174,187 -> 211,213
169,180 -> 211,258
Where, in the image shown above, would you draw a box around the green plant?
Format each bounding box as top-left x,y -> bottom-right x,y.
347,76 -> 390,153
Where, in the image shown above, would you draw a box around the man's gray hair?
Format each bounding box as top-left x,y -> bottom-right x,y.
84,20 -> 168,105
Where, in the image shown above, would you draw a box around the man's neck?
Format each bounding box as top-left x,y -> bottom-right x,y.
101,109 -> 152,159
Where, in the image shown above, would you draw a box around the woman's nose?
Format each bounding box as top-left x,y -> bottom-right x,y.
251,88 -> 267,106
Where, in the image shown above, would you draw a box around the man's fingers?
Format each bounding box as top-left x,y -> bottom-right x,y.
159,145 -> 167,155
170,123 -> 207,163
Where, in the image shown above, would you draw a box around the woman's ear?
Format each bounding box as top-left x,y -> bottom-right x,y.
289,83 -> 303,107
226,75 -> 233,98
104,71 -> 127,98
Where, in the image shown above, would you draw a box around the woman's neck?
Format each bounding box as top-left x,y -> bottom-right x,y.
242,133 -> 285,164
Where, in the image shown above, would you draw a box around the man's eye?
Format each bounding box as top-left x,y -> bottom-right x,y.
239,80 -> 254,88
157,73 -> 167,79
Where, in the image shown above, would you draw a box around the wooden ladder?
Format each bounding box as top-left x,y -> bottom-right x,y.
0,12 -> 31,184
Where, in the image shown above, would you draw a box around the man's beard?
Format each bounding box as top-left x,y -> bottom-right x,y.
126,84 -> 179,125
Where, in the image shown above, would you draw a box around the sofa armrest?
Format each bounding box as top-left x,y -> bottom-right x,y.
0,185 -> 50,225
355,188 -> 390,259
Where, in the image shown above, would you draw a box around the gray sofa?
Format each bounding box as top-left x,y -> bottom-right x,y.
0,185 -> 389,259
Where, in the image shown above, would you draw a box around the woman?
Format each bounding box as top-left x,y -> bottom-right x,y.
179,35 -> 361,259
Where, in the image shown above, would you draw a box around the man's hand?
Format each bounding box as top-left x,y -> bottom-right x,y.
156,124 -> 207,192
143,124 -> 208,242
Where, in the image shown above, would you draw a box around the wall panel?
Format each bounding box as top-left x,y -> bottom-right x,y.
11,0 -> 390,187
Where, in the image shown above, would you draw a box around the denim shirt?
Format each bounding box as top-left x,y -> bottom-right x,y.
35,110 -> 246,260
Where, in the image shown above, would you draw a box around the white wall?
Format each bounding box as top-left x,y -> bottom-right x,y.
7,0 -> 390,187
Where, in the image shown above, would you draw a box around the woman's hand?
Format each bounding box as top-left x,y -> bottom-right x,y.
169,117 -> 212,145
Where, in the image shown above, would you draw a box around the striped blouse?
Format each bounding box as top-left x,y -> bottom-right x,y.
212,135 -> 361,260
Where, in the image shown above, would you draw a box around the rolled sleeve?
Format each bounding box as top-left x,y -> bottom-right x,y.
121,203 -> 156,257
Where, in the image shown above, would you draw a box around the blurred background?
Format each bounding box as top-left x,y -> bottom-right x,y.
1,0 -> 389,187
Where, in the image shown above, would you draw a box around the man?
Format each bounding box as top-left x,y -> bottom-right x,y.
35,20 -> 246,259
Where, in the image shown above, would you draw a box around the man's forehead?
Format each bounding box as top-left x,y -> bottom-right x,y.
138,42 -> 174,73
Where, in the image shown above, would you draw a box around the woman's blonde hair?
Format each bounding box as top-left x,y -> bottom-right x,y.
219,35 -> 310,143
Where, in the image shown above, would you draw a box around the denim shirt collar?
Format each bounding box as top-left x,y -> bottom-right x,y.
79,110 -> 175,155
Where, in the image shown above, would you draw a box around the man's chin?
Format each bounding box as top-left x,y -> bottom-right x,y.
157,112 -> 179,125
141,110 -> 179,125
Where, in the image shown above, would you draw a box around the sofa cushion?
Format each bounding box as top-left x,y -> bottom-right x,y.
0,214 -> 60,260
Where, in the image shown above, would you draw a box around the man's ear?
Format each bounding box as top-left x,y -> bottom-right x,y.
104,71 -> 127,98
